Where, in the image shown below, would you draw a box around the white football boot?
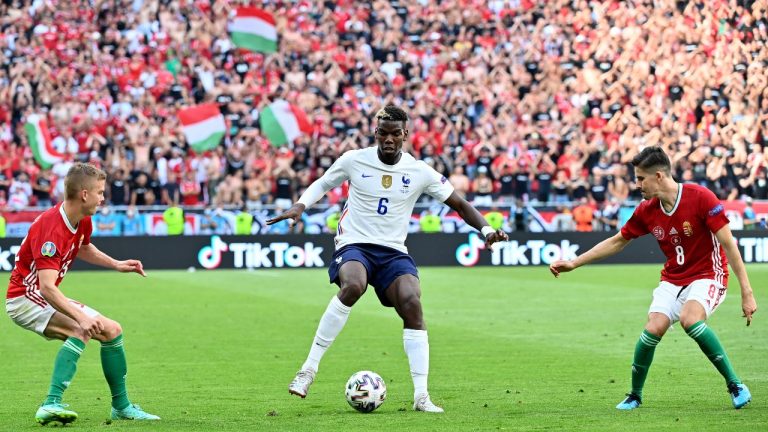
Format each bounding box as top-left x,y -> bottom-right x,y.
288,368 -> 316,398
413,393 -> 444,413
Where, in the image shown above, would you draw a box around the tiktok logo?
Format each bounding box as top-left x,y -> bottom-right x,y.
198,236 -> 229,269
455,232 -> 486,267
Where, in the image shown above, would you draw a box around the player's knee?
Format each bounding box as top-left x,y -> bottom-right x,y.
339,280 -> 366,300
399,292 -> 422,314
644,322 -> 667,338
72,327 -> 92,343
103,320 -> 123,340
678,314 -> 700,331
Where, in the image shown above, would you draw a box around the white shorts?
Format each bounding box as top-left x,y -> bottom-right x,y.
6,295 -> 101,340
648,279 -> 727,325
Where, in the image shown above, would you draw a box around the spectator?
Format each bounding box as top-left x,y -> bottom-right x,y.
234,206 -> 254,235
162,172 -> 181,206
448,165 -> 471,200
109,169 -> 130,206
572,198 -> 595,233
163,205 -> 184,236
200,207 -> 233,235
32,169 -> 53,208
2,0 -> 766,225
92,207 -> 121,236
472,166 -> 494,207
130,173 -> 152,207
484,208 -> 505,232
180,171 -> 201,206
419,210 -> 442,233
743,197 -> 757,230
121,207 -> 145,236
8,173 -> 32,210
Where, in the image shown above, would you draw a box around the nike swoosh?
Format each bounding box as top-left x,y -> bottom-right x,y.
362,174 -> 373,178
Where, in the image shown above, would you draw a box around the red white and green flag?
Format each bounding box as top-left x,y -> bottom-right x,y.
229,7 -> 277,53
24,114 -> 64,169
178,104 -> 226,152
260,100 -> 312,147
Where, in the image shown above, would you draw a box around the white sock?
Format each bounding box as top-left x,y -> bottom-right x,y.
301,296 -> 351,371
403,328 -> 429,398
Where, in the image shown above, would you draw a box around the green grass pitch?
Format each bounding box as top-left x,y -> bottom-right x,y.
0,265 -> 766,431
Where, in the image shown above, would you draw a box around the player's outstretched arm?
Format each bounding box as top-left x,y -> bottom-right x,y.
443,192 -> 509,247
266,203 -> 306,227
78,243 -> 146,276
715,225 -> 758,325
267,171 -> 339,226
549,231 -> 630,277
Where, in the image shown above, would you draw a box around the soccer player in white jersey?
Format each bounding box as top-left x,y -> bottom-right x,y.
268,105 -> 508,413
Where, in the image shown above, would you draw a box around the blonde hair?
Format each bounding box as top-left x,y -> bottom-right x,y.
375,104 -> 408,122
65,163 -> 107,200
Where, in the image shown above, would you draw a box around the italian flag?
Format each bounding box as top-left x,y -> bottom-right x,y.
229,7 -> 277,53
24,114 -> 63,169
178,104 -> 226,152
260,100 -> 313,147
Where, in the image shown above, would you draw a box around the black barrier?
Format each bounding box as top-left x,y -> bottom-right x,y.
1,231 -> 767,271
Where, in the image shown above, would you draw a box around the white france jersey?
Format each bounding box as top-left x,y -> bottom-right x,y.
319,147 -> 454,253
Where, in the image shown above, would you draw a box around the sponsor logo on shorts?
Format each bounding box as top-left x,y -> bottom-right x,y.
336,256 -> 343,264
41,242 -> 56,257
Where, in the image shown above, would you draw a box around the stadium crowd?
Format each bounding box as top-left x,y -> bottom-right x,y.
1,0 -> 767,216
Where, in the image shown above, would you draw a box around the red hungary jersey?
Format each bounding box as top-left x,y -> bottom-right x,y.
7,204 -> 92,301
621,183 -> 729,287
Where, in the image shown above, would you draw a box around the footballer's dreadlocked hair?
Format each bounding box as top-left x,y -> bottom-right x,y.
375,105 -> 408,123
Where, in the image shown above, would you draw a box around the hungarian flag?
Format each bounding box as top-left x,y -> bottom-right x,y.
229,7 -> 277,53
178,104 -> 226,152
260,100 -> 312,147
24,114 -> 64,169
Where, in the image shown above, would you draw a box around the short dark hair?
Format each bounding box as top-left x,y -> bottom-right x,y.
375,104 -> 408,123
631,146 -> 671,174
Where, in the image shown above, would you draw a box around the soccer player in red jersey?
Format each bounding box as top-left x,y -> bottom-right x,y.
550,147 -> 758,410
5,163 -> 159,425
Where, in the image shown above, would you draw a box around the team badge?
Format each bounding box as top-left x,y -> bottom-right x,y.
41,241 -> 56,257
381,175 -> 392,189
671,235 -> 681,246
400,174 -> 411,193
683,221 -> 693,236
652,226 -> 665,240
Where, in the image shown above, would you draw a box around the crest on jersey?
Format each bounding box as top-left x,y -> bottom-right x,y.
41,241 -> 56,257
683,221 -> 693,236
400,174 -> 411,193
381,175 -> 392,189
671,235 -> 681,246
652,226 -> 665,240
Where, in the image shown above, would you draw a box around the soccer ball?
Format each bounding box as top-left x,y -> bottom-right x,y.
345,371 -> 387,413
